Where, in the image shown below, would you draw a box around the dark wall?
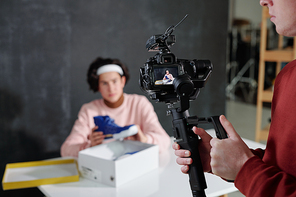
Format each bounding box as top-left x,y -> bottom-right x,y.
0,0 -> 228,194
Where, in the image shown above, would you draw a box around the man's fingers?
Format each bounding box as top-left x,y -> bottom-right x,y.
172,142 -> 180,150
176,157 -> 192,165
192,127 -> 212,141
181,165 -> 190,174
174,149 -> 191,157
92,131 -> 103,137
93,135 -> 104,142
92,126 -> 99,132
219,115 -> 240,139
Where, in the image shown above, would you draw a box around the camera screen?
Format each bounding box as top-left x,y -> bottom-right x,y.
153,66 -> 179,85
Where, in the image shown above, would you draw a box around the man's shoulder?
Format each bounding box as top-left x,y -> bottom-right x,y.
124,93 -> 150,104
125,93 -> 148,100
81,99 -> 102,109
278,59 -> 296,78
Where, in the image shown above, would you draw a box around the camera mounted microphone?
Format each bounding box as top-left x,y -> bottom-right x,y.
146,14 -> 188,52
139,14 -> 228,197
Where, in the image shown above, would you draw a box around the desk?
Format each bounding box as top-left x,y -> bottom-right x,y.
39,129 -> 266,197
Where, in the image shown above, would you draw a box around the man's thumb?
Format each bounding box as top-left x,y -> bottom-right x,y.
219,115 -> 239,139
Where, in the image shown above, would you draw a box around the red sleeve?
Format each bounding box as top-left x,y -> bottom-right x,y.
251,148 -> 265,159
235,156 -> 296,196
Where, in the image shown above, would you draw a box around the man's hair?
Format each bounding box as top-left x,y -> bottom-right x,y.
87,57 -> 130,92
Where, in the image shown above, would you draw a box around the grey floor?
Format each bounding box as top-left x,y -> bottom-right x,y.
225,100 -> 271,197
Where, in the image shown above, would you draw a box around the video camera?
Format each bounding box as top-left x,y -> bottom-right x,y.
139,15 -> 228,197
139,14 -> 212,112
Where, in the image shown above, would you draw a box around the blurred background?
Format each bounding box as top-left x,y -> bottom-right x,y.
0,0 -> 281,196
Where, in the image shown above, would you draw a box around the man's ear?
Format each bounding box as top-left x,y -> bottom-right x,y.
97,79 -> 100,92
121,76 -> 126,85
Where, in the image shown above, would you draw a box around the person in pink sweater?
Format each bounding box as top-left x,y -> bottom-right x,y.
61,57 -> 170,157
173,0 -> 296,196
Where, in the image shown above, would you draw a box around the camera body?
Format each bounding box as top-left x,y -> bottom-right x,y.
139,33 -> 213,105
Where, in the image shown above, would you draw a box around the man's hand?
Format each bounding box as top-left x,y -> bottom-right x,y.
125,125 -> 147,143
173,126 -> 212,173
209,115 -> 254,180
173,115 -> 255,181
89,126 -> 105,147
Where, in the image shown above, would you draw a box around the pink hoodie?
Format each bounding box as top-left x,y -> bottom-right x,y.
61,93 -> 170,157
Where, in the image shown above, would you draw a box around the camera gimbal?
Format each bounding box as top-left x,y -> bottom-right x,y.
139,14 -> 228,197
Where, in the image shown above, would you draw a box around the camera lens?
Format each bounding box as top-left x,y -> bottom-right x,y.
173,75 -> 194,97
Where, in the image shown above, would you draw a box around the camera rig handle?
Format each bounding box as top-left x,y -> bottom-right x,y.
169,108 -> 228,197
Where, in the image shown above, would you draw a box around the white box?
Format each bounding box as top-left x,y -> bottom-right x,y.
78,140 -> 159,187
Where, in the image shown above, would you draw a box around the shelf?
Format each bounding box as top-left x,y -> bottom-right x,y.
256,124 -> 270,142
264,49 -> 295,62
261,88 -> 273,102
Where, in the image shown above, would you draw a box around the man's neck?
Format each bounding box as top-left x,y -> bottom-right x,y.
104,94 -> 124,108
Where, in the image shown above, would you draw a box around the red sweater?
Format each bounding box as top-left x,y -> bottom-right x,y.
235,59 -> 296,196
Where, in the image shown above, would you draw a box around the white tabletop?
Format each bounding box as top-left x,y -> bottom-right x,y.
39,129 -> 266,197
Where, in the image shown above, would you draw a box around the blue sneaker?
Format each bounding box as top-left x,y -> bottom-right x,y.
93,116 -> 138,140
